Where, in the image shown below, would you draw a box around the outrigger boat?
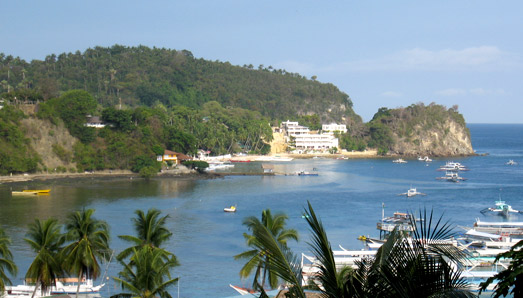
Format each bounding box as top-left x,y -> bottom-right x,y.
506,160 -> 518,165
481,200 -> 521,218
398,187 -> 426,197
437,161 -> 469,171
392,158 -> 407,163
436,171 -> 467,182
417,156 -> 432,162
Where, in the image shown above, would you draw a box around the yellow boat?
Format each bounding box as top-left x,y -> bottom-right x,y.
12,191 -> 38,195
22,189 -> 51,194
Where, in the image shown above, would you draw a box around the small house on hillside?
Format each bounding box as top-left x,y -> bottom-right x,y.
157,150 -> 193,165
84,115 -> 106,128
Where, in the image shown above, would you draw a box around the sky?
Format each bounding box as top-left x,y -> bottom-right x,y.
2,1 -> 522,123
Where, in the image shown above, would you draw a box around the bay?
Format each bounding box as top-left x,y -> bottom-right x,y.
1,123 -> 523,297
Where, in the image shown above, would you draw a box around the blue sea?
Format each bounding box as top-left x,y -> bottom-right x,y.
1,123 -> 523,297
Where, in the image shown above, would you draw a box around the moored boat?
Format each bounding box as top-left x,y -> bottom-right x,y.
392,158 -> 407,163
224,205 -> 237,212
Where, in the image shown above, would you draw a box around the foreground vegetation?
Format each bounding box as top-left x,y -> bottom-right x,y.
1,204 -> 521,297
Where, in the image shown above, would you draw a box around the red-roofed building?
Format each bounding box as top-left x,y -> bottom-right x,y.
157,150 -> 193,165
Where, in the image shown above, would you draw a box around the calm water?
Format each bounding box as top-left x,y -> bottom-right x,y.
1,123 -> 523,297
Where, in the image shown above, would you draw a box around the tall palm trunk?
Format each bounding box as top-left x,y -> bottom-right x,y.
30,277 -> 40,298
76,268 -> 83,298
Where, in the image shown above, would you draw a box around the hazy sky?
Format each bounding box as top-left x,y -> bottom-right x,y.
2,1 -> 522,123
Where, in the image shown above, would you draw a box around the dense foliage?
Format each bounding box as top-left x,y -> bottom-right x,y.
0,105 -> 40,174
0,46 -> 360,124
334,103 -> 470,155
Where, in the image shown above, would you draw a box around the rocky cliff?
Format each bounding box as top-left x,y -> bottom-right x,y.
369,103 -> 474,157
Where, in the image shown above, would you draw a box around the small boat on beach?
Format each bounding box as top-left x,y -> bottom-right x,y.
224,205 -> 237,212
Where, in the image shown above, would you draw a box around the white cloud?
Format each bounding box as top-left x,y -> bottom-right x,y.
435,88 -> 467,96
435,88 -> 507,96
276,46 -> 520,75
348,46 -> 519,72
380,91 -> 402,98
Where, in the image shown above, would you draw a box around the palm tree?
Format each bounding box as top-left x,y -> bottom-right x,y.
62,209 -> 111,297
479,239 -> 523,298
234,209 -> 299,290
24,218 -> 64,298
347,209 -> 474,297
0,227 -> 17,293
249,203 -> 475,298
117,209 -> 173,261
112,247 -> 179,298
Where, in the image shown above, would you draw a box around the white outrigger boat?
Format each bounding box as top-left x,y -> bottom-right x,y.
506,159 -> 518,165
398,187 -> 426,197
481,200 -> 521,218
5,278 -> 104,297
436,171 -> 467,182
417,156 -> 432,162
392,158 -> 407,163
437,161 -> 469,171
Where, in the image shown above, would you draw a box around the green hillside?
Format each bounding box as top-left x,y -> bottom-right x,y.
0,45 -> 360,124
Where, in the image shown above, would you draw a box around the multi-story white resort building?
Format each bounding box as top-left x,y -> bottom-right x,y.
322,123 -> 347,134
293,133 -> 339,152
281,120 -> 310,137
280,120 -> 340,152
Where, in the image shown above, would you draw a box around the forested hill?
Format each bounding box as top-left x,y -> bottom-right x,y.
0,45 -> 361,124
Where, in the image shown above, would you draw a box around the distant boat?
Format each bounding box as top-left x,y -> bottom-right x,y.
392,158 -> 407,163
437,161 -> 469,171
398,187 -> 426,197
481,200 -> 521,218
296,170 -> 318,176
12,189 -> 51,196
436,171 -> 467,182
224,205 -> 236,212
418,156 -> 432,162
506,160 -> 518,165
23,189 -> 51,194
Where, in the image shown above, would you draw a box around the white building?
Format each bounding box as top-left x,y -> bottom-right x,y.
293,133 -> 339,152
322,123 -> 347,134
281,120 -> 310,136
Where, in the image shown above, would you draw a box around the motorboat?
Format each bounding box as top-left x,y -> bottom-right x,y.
296,170 -> 318,176
437,161 -> 469,171
418,156 -> 432,162
506,160 -> 518,165
392,158 -> 407,163
224,205 -> 236,212
436,171 -> 467,182
481,200 -> 520,217
398,187 -> 426,197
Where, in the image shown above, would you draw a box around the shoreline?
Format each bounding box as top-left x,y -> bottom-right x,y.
0,149 -> 480,183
